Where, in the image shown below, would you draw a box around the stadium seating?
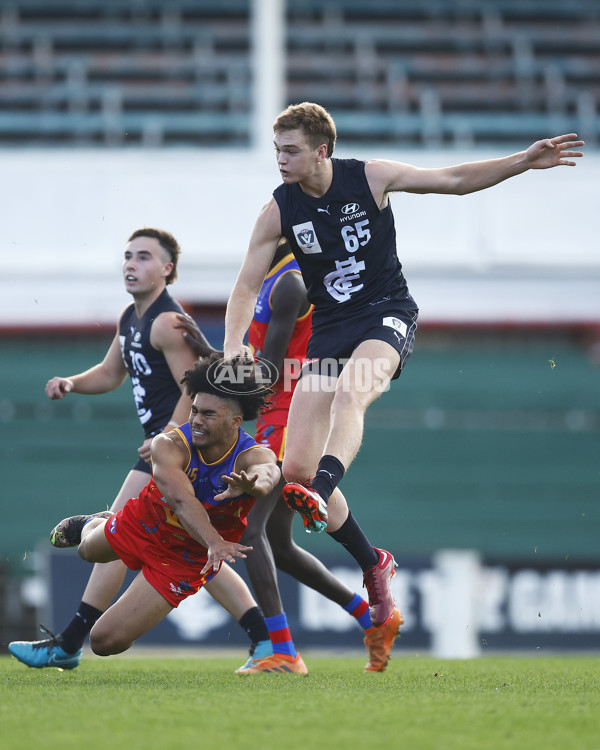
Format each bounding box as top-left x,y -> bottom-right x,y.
0,0 -> 252,145
286,0 -> 600,145
0,0 -> 598,146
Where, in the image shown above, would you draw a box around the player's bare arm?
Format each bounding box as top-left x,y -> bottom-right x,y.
45,324 -> 128,399
131,311 -> 196,462
260,271 -> 310,373
224,198 -> 282,360
215,446 -> 280,502
173,313 -> 219,358
150,311 -> 197,426
151,432 -> 252,573
366,134 -> 584,204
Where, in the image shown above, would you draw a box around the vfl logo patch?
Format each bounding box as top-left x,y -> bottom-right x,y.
292,221 -> 323,254
383,316 -> 408,339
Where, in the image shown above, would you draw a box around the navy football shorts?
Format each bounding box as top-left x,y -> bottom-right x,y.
132,456 -> 153,474
302,298 -> 418,380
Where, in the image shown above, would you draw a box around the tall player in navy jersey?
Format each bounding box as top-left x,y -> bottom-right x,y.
9,228 -> 269,670
223,101 -> 584,628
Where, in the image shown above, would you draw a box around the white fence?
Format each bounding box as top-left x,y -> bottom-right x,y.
2,147 -> 598,327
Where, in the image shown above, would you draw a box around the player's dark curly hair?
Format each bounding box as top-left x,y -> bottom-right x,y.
181,354 -> 273,421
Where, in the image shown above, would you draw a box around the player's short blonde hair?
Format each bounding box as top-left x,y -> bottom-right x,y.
273,102 -> 337,157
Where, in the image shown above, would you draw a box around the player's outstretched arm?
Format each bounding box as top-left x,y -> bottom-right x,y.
524,133 -> 584,169
214,446 -> 280,501
151,432 -> 252,574
367,134 -> 584,200
45,328 -> 128,399
224,198 -> 282,360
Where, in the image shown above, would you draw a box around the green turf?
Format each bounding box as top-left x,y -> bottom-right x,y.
1,653 -> 599,749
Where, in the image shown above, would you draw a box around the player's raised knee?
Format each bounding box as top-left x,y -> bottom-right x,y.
89,625 -> 131,656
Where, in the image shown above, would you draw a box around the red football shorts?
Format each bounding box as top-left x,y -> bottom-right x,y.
104,495 -> 218,608
254,417 -> 287,463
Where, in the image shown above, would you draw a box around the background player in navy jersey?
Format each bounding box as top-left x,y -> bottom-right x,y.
222,101 -> 584,629
43,357 -> 289,667
178,238 -> 402,673
9,228 -> 269,670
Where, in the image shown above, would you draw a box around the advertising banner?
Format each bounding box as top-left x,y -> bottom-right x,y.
45,550 -> 600,654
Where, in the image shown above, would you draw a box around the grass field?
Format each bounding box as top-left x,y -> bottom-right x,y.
1,652 -> 599,750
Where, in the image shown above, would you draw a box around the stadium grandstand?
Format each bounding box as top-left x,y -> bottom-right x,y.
0,0 -> 598,147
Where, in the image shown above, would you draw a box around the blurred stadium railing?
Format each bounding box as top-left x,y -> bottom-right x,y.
0,0 -> 598,147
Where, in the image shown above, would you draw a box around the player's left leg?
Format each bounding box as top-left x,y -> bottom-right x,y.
233,477 -> 308,674
205,562 -> 262,622
76,469 -> 150,613
267,498 -> 403,672
8,512 -> 118,670
267,495 -> 355,605
238,475 -> 287,615
281,373 -> 346,532
315,340 -> 401,626
282,341 -> 401,626
318,338 -> 399,488
204,561 -> 271,669
89,572 -> 173,655
77,517 -> 121,563
47,470 -> 150,664
9,472 -> 152,671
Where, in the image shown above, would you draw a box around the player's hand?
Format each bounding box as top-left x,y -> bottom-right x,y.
223,343 -> 254,362
214,470 -> 260,501
137,437 -> 153,464
526,134 -> 584,169
173,313 -> 219,358
45,377 -> 74,400
201,540 -> 253,575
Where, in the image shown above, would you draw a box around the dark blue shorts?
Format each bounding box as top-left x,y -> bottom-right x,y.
132,427 -> 167,474
132,456 -> 153,475
303,298 -> 418,380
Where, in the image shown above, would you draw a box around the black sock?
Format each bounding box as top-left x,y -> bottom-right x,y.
327,511 -> 379,571
238,606 -> 269,649
60,601 -> 104,653
311,455 -> 345,501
